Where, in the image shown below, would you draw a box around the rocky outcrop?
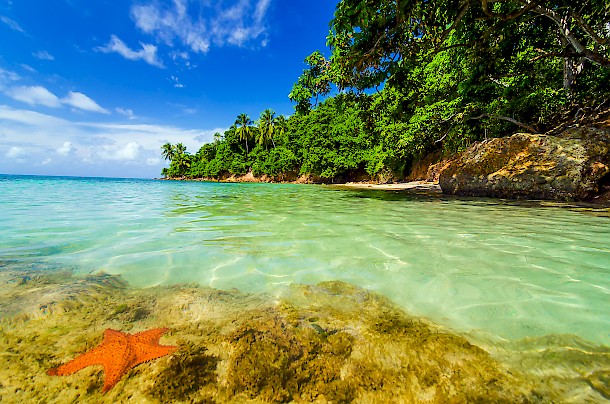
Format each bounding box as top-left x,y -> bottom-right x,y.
439,125 -> 610,201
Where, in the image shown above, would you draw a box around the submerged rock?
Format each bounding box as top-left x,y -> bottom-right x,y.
0,270 -> 607,402
439,125 -> 610,201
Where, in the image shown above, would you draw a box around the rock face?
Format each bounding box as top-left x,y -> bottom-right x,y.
439,125 -> 610,201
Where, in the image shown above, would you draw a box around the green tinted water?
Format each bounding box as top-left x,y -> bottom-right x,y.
1,175 -> 609,346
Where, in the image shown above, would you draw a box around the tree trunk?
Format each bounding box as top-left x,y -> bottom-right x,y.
531,4 -> 610,67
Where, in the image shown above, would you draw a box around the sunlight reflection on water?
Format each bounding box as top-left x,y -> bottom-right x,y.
1,175 -> 609,345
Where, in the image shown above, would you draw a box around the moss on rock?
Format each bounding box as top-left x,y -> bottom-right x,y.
0,269 -> 607,402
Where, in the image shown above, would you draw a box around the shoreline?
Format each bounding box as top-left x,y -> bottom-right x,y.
159,176 -> 610,207
160,175 -> 442,191
335,180 -> 441,192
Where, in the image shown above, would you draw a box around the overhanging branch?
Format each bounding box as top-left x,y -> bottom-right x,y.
467,113 -> 538,133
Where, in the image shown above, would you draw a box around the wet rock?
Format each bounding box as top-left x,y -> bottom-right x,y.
150,345 -> 219,403
439,125 -> 610,201
587,370 -> 610,400
2,270 -> 606,402
224,316 -> 355,403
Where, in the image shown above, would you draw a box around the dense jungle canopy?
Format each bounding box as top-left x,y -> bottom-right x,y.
162,0 -> 610,182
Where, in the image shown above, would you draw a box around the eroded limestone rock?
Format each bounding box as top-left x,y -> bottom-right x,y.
439,125 -> 610,201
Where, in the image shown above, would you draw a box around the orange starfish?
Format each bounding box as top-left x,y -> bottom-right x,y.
47,328 -> 178,393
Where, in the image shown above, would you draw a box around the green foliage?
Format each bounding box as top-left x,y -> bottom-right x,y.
293,94 -> 374,180
160,142 -> 192,178
235,113 -> 253,155
161,1 -> 609,182
289,51 -> 335,114
251,146 -> 298,177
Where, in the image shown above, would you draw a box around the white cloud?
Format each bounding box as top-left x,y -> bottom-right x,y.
20,64 -> 36,73
0,104 -> 67,126
98,35 -> 164,68
0,105 -> 221,177
101,141 -> 141,161
2,81 -> 109,113
212,0 -> 270,47
62,91 -> 109,114
57,141 -> 73,156
33,50 -> 54,61
0,15 -> 26,34
0,68 -> 20,89
6,85 -> 62,108
129,0 -> 270,58
167,102 -> 197,116
170,75 -> 185,88
6,146 -> 26,158
171,51 -> 189,61
254,0 -> 271,23
0,68 -> 19,82
116,107 -> 136,120
131,0 -> 210,54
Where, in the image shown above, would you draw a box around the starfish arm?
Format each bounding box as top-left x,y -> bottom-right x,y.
132,328 -> 170,344
47,346 -> 107,376
132,343 -> 178,364
103,329 -> 127,340
101,353 -> 134,393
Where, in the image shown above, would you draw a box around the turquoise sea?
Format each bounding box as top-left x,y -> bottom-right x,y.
1,174 -> 609,347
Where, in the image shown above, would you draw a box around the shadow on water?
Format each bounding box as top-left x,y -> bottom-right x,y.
336,186 -> 610,218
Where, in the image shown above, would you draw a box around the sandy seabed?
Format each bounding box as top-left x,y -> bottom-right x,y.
0,263 -> 608,403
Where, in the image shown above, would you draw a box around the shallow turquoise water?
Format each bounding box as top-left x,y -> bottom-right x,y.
1,174 -> 609,346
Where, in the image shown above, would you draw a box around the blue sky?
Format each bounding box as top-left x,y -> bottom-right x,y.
0,0 -> 337,178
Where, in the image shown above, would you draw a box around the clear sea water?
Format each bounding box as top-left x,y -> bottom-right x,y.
1,174 -> 609,347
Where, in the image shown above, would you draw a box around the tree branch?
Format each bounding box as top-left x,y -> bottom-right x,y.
467,113 -> 538,133
570,10 -> 609,46
530,49 -> 587,62
520,1 -> 610,67
436,3 -> 471,46
481,0 -> 537,21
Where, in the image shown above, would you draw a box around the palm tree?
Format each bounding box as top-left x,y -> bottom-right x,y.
235,113 -> 253,155
161,142 -> 174,161
258,109 -> 276,148
274,115 -> 288,143
174,143 -> 187,156
254,121 -> 264,147
172,143 -> 190,176
175,153 -> 191,173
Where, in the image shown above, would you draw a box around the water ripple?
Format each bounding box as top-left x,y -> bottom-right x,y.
1,176 -> 609,346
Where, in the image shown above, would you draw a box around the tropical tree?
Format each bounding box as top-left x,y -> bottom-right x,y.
294,0 -> 609,149
258,109 -> 276,148
235,113 -> 253,155
274,115 -> 288,140
161,142 -> 175,161
174,152 -> 191,174
289,51 -> 335,114
329,1 -> 609,86
174,143 -> 187,156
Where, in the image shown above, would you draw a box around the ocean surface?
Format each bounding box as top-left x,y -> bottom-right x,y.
1,174 -> 609,346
